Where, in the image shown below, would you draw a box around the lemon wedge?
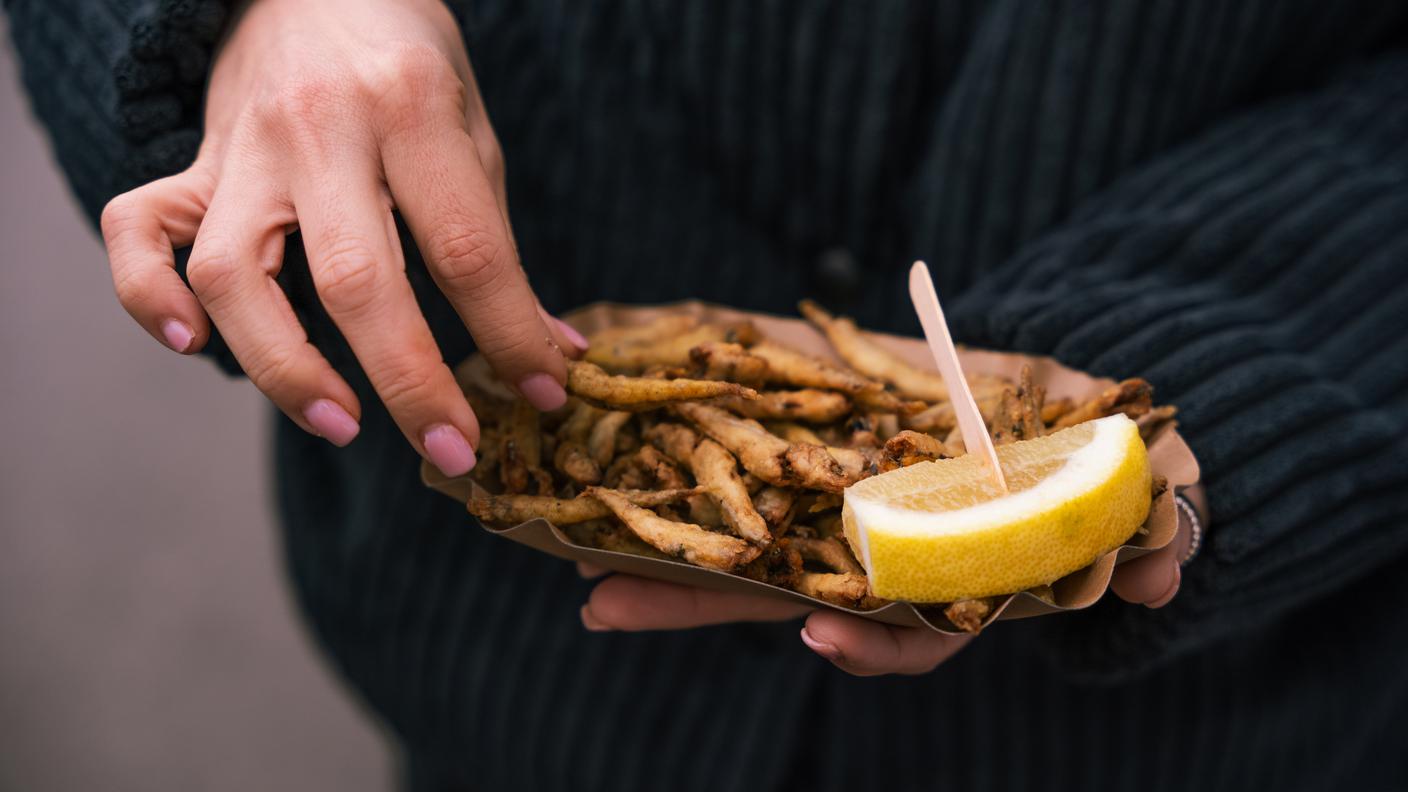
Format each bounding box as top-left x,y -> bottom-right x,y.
842,414 -> 1151,602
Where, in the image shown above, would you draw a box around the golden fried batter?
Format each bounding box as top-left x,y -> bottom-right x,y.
553,441 -> 602,485
584,487 -> 760,570
499,399 -> 552,495
792,536 -> 865,576
588,410 -> 632,467
637,445 -> 691,490
689,342 -> 770,386
1052,378 -> 1154,429
567,360 -> 758,411
468,488 -> 699,525
714,389 -> 853,424
561,520 -> 673,560
751,486 -> 799,533
749,341 -> 921,414
691,439 -> 772,546
800,300 -> 1009,403
765,421 -> 825,446
1041,398 -> 1076,426
991,365 -> 1045,446
943,597 -> 995,633
642,421 -> 700,465
795,572 -> 885,610
738,541 -> 803,589
1138,404 -> 1179,443
586,322 -> 761,372
674,403 -> 857,492
558,401 -> 604,444
586,315 -> 699,353
880,430 -> 951,471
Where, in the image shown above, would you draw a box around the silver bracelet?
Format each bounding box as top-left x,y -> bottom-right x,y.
1175,494 -> 1204,567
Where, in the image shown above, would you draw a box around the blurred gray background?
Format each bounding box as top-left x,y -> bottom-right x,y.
0,22 -> 391,792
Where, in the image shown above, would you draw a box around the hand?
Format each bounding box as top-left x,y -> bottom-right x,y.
99,0 -> 586,476
578,483 -> 1207,676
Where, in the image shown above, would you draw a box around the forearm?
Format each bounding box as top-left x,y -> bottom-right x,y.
948,51 -> 1408,679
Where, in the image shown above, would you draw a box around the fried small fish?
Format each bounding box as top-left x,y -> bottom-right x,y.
714,389 -> 853,424
567,360 -> 758,411
1052,378 -> 1154,429
674,402 -> 857,492
468,488 -> 700,525
584,487 -> 760,570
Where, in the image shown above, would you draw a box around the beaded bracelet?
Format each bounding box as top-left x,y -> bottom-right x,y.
1175,494 -> 1204,567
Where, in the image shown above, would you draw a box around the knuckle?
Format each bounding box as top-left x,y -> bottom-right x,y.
429,224 -> 508,292
368,44 -> 465,134
99,193 -> 142,244
314,240 -> 381,316
473,319 -> 542,359
111,267 -> 153,312
186,243 -> 241,300
375,364 -> 440,411
241,344 -> 303,397
382,42 -> 459,90
258,73 -> 347,133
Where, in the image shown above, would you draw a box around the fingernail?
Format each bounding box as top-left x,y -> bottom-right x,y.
580,605 -> 611,632
800,628 -> 842,662
554,319 -> 589,353
1146,564 -> 1181,609
518,373 -> 568,411
302,399 -> 360,447
423,424 -> 476,477
160,319 -> 194,353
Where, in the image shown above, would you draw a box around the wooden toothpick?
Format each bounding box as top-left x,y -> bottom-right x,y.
908,261 -> 1008,492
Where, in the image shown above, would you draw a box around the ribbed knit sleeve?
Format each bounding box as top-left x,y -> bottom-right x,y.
948,52 -> 1408,680
5,0 -> 229,223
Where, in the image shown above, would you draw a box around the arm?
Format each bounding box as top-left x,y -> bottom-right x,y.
7,0 -> 587,477
948,51 -> 1408,678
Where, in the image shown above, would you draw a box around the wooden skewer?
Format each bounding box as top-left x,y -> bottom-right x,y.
907,261 -> 1008,492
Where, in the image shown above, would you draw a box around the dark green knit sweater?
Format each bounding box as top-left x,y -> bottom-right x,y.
8,1 -> 1408,789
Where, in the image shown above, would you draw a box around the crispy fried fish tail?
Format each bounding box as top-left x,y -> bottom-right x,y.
584,487 -> 760,570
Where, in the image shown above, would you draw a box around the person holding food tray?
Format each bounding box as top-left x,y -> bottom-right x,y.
9,0 -> 1407,789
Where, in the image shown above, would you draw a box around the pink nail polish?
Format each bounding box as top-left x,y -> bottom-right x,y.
554,318 -> 589,353
302,399 -> 360,447
423,424 -> 476,477
160,319 -> 194,353
518,373 -> 568,411
580,605 -> 611,632
800,628 -> 842,662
